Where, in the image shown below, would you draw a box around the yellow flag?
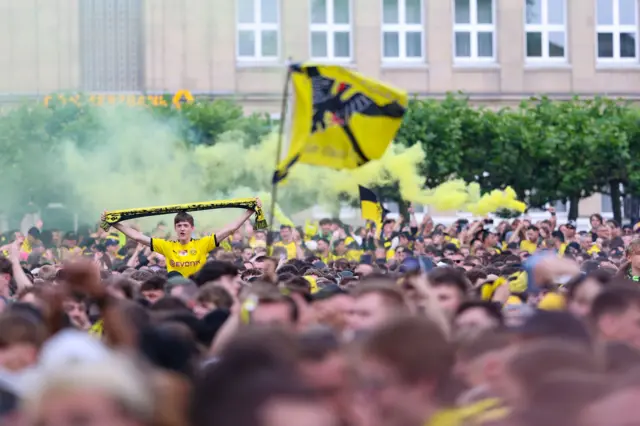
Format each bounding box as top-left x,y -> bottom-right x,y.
273,63 -> 408,183
358,185 -> 383,222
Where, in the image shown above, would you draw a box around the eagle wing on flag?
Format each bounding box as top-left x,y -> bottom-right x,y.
273,64 -> 408,183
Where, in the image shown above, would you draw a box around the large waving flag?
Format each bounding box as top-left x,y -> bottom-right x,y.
273,63 -> 408,183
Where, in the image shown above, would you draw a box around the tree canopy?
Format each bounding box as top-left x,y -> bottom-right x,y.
1,93 -> 639,225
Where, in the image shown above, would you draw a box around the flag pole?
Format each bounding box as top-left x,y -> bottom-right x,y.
267,65 -> 293,253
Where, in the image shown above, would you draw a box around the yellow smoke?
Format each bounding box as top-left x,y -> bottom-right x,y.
58,106 -> 524,232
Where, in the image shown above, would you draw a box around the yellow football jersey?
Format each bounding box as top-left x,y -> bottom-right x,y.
151,235 -> 217,277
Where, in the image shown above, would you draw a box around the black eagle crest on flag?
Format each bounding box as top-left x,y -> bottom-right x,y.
289,64 -> 406,166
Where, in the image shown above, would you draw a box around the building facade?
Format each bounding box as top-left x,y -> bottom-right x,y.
0,0 -> 638,215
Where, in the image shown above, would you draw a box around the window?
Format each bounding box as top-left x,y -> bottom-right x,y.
596,0 -> 638,61
453,0 -> 495,61
382,0 -> 424,61
310,0 -> 352,60
79,0 -> 144,91
525,0 -> 567,61
237,0 -> 280,61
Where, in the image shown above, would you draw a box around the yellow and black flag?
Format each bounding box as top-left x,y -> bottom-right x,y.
359,185 -> 384,222
359,186 -> 389,239
273,63 -> 408,183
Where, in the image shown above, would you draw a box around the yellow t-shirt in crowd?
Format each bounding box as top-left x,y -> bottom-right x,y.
426,398 -> 509,426
21,239 -> 32,253
151,235 -> 217,277
558,242 -> 567,255
519,240 -> 538,254
319,253 -> 334,264
587,244 -> 601,255
274,240 -> 297,259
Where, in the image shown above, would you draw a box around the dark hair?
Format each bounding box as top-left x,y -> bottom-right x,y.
590,284 -> 640,322
174,212 -> 195,227
276,264 -> 299,276
0,257 -> 12,276
455,301 -> 504,325
140,275 -> 167,292
192,261 -> 239,287
150,296 -> 191,313
428,267 -> 470,295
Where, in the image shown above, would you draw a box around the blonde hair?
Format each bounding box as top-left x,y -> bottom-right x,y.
23,354 -> 154,422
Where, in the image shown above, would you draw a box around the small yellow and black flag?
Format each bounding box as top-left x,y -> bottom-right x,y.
358,185 -> 390,221
273,63 -> 408,183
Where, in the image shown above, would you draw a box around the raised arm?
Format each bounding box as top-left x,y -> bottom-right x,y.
102,211 -> 151,247
215,198 -> 261,243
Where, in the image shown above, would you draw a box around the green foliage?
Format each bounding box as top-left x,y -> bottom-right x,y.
2,92 -> 640,223
0,97 -> 275,222
397,94 -> 640,221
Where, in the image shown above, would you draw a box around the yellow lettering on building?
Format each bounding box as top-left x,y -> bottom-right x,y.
172,90 -> 195,110
43,91 -> 195,108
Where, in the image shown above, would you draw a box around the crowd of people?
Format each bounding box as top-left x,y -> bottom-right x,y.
1,202 -> 640,426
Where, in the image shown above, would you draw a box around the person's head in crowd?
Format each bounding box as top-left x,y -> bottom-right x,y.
448,250 -> 464,266
427,267 -> 469,319
590,214 -> 604,230
193,261 -> 240,294
194,283 -> 234,318
22,354 -> 154,426
26,227 -> 40,245
347,281 -> 406,333
247,286 -> 298,328
279,225 -> 292,243
595,224 -> 611,241
577,370 -> 640,426
625,238 -> 640,275
603,342 -> 640,375
171,211 -> 196,245
104,239 -> 119,257
166,276 -> 199,303
453,301 -> 503,342
607,219 -> 622,238
139,275 -> 166,304
521,372 -> 608,426
62,231 -> 78,249
579,232 -> 594,251
0,257 -> 12,299
63,293 -> 91,331
589,284 -> 640,349
333,239 -> 347,256
0,310 -> 46,372
15,287 -> 46,310
498,338 -> 602,409
192,326 -> 333,426
525,225 -> 539,243
310,284 -> 351,332
374,247 -> 387,263
481,230 -> 499,249
354,262 -> 375,278
354,316 -> 454,426
108,277 -> 136,300
316,239 -> 330,256
565,270 -> 611,318
394,246 -> 410,264
512,309 -> 592,349
241,245 -> 253,262
130,269 -> 154,285
442,243 -> 458,258
454,330 -> 512,403
296,327 -> 349,423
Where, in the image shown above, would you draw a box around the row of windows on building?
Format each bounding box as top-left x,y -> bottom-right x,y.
237,0 -> 639,63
